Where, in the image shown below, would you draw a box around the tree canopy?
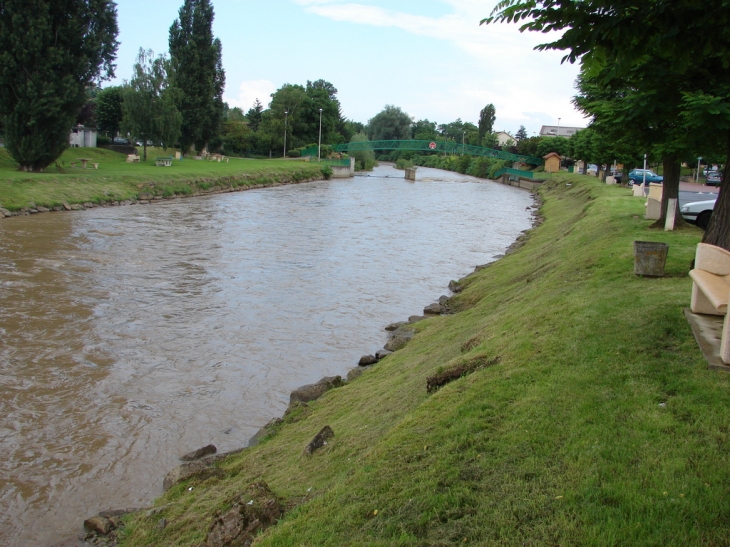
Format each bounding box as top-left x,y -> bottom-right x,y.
367,105 -> 412,141
169,0 -> 225,154
96,86 -> 124,137
484,0 -> 730,247
0,0 -> 118,171
121,49 -> 181,161
478,104 -> 496,145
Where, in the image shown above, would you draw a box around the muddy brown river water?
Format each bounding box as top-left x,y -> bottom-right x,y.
0,165 -> 533,545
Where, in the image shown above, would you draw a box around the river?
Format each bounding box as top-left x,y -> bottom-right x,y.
0,164 -> 533,546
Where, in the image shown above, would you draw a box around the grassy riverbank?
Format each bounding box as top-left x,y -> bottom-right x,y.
115,172 -> 730,546
0,147 -> 324,212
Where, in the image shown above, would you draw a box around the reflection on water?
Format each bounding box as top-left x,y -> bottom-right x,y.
0,165 -> 533,545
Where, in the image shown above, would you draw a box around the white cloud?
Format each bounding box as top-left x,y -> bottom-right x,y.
292,0 -> 584,133
225,79 -> 277,110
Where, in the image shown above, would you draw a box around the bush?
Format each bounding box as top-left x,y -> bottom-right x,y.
97,135 -> 111,146
287,149 -> 301,158
395,157 -> 415,170
321,166 -> 333,180
467,157 -> 494,178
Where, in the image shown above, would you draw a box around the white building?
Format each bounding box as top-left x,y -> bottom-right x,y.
539,125 -> 584,138
496,131 -> 515,147
69,125 -> 97,148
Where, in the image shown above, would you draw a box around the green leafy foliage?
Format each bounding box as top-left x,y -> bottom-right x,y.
254,80 -> 346,156
350,132 -> 376,171
478,104 -> 496,145
121,49 -> 182,162
96,86 -> 124,138
485,0 -> 730,245
221,121 -> 253,155
412,119 -> 438,141
367,105 -> 413,141
169,0 -> 225,154
245,99 -> 263,131
0,0 -> 118,171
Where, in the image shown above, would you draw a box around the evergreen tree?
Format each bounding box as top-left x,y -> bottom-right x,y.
121,49 -> 181,161
0,0 -> 118,171
168,0 -> 225,154
478,104 -> 496,145
246,99 -> 263,132
515,125 -> 528,141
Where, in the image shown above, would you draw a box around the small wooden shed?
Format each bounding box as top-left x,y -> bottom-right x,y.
543,152 -> 561,173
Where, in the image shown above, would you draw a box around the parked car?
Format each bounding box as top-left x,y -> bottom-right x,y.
627,169 -> 663,186
112,136 -> 131,145
681,198 -> 716,229
706,171 -> 723,186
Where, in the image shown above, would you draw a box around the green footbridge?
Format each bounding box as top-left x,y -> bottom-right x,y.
302,140 -> 543,166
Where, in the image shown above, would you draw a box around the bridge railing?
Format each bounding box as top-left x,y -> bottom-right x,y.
331,140 -> 543,165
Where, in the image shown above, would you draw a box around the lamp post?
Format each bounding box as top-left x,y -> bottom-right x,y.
557,117 -> 561,136
318,108 -> 323,161
283,110 -> 288,158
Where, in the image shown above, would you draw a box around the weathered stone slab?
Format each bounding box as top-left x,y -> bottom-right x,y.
304,425 -> 334,455
289,376 -> 343,405
358,355 -> 377,366
181,444 -> 217,461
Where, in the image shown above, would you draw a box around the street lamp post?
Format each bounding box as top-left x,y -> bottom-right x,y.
557,117 -> 561,136
318,108 -> 323,161
283,110 -> 288,158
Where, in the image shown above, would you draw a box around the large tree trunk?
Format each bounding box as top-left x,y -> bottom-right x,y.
653,154 -> 684,228
702,137 -> 730,250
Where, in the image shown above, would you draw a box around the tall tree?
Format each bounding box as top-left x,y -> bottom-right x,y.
483,0 -> 730,242
96,86 -> 124,137
515,125 -> 528,141
121,49 -> 181,161
478,104 -> 496,145
412,119 -> 438,141
0,0 -> 118,171
305,79 -> 346,145
169,0 -> 225,154
245,99 -> 263,131
367,105 -> 412,141
226,105 -> 245,122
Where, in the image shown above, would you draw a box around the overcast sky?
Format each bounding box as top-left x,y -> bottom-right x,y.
111,0 -> 587,137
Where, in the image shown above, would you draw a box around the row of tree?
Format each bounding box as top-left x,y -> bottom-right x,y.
0,0 -> 225,169
363,103 -> 527,150
118,0 -> 224,161
485,0 -> 730,249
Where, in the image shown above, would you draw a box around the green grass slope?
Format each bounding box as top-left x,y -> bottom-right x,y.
119,173 -> 730,546
0,147 -> 324,211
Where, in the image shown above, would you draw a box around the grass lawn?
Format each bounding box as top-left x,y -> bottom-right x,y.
115,172 -> 730,546
0,146 -> 324,211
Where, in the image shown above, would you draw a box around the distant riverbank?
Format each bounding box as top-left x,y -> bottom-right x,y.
0,147 -> 325,216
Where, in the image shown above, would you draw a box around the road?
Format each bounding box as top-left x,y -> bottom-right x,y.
679,181 -> 719,207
